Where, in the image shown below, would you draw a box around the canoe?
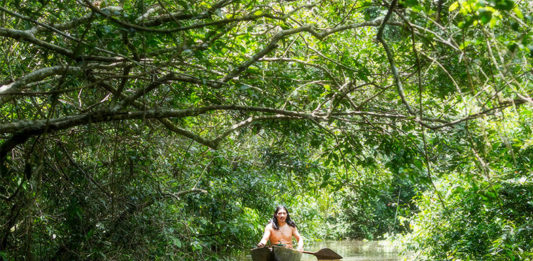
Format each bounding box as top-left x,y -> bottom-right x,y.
251,246 -> 302,261
273,246 -> 302,261
251,247 -> 274,261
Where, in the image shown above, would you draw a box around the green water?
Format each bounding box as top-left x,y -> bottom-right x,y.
234,240 -> 407,261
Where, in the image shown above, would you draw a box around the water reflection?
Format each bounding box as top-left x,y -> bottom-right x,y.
234,240 -> 405,261
301,240 -> 402,261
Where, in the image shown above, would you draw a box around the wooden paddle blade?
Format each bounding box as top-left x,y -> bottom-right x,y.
313,248 -> 343,259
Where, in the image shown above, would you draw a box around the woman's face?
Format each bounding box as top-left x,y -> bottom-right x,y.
276,208 -> 288,223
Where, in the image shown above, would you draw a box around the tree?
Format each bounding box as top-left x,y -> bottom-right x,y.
0,0 -> 530,259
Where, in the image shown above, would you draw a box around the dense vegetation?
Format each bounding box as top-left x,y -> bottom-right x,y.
0,0 -> 531,260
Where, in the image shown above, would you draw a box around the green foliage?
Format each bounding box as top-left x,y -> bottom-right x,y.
402,173 -> 533,260
335,170 -> 416,240
400,106 -> 533,259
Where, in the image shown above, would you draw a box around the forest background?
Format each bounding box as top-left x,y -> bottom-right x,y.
0,0 -> 531,260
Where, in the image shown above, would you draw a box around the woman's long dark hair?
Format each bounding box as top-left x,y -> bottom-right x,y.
270,205 -> 297,230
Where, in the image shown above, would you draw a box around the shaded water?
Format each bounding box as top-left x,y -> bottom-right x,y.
234,240 -> 406,261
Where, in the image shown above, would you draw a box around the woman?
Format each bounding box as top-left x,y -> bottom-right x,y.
257,205 -> 303,252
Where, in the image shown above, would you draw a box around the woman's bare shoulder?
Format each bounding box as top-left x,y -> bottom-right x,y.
265,222 -> 273,230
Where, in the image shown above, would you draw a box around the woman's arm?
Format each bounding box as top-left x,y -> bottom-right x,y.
293,227 -> 304,252
257,224 -> 272,247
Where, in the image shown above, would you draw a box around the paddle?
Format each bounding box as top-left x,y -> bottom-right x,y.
303,248 -> 343,260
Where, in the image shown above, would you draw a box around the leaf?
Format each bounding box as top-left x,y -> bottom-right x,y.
449,2 -> 460,12
491,0 -> 514,11
320,173 -> 331,188
458,16 -> 475,29
172,237 -> 182,248
507,42 -> 518,52
512,6 -> 523,19
403,0 -> 419,7
479,9 -> 493,24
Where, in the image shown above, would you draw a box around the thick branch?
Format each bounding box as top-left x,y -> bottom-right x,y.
83,0 -> 285,33
0,27 -> 122,62
221,25 -> 318,83
0,63 -> 133,100
0,66 -> 81,96
0,27 -> 74,57
158,119 -> 219,149
138,0 -> 232,26
0,6 -> 85,44
0,105 -> 316,135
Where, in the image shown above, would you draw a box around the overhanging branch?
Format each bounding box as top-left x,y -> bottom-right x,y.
376,0 -> 415,116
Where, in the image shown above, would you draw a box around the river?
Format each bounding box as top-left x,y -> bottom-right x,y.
233,240 -> 406,261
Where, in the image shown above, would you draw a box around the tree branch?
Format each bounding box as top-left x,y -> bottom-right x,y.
138,0 -> 232,26
0,27 -> 74,57
0,27 -> 122,62
0,105 -> 318,135
166,188 -> 208,200
0,66 -> 81,96
376,0 -> 415,115
82,0 -> 285,33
